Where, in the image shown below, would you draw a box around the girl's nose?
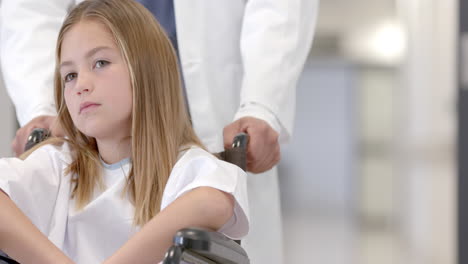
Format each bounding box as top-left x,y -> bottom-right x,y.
77,87 -> 89,96
75,72 -> 93,96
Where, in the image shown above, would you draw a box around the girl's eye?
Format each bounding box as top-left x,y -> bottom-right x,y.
95,60 -> 109,69
64,73 -> 77,83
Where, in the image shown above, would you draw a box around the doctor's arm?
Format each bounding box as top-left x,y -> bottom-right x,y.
0,190 -> 74,264
104,187 -> 234,264
1,0 -> 71,155
224,0 -> 319,173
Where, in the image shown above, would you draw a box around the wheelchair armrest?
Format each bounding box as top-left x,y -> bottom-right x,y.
163,227 -> 249,264
0,251 -> 19,264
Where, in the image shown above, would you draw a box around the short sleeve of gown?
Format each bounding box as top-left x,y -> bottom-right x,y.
161,147 -> 250,240
0,143 -> 71,235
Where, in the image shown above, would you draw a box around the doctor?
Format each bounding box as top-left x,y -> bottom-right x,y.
0,0 -> 318,263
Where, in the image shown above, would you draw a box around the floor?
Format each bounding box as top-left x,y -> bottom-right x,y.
282,210 -> 408,264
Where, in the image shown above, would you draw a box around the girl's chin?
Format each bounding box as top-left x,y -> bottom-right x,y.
76,127 -> 106,140
75,119 -> 131,140
77,128 -> 131,142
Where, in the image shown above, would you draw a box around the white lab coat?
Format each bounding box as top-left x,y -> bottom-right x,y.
1,1 -> 318,263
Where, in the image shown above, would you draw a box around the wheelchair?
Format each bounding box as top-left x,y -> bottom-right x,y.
0,130 -> 250,264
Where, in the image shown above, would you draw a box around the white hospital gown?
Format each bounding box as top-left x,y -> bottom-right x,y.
0,143 -> 249,263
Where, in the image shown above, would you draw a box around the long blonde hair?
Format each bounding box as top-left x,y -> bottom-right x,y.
53,0 -> 202,226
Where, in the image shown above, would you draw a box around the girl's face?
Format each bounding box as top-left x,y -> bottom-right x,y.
60,20 -> 132,142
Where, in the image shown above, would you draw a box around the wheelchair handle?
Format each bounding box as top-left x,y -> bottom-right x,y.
215,132 -> 249,171
231,132 -> 249,149
24,128 -> 50,152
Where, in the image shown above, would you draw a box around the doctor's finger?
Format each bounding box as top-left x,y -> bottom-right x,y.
256,138 -> 280,167
246,132 -> 278,158
248,151 -> 280,173
258,145 -> 280,172
247,141 -> 280,173
12,125 -> 34,156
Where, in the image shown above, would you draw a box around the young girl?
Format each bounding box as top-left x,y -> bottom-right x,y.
0,0 -> 249,263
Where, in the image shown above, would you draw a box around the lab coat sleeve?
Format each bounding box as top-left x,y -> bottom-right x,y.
236,0 -> 319,142
162,149 -> 250,240
0,0 -> 75,126
0,144 -> 69,235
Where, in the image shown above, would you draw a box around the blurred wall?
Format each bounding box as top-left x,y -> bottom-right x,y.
0,68 -> 15,157
279,59 -> 357,214
397,0 -> 457,263
279,58 -> 358,263
0,8 -> 16,157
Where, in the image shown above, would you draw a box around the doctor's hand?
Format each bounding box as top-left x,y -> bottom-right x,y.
223,117 -> 280,174
12,115 -> 63,156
